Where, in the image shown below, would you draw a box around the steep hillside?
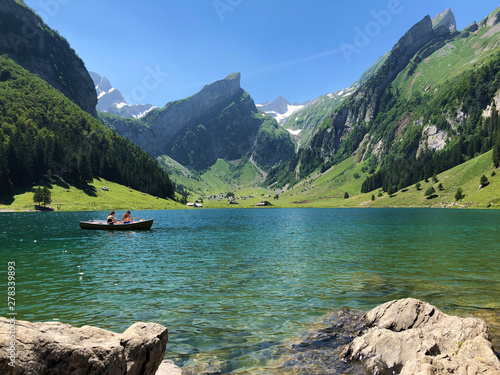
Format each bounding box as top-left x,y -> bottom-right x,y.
0,55 -> 175,199
278,51 -> 389,149
0,0 -> 97,116
102,73 -> 296,171
280,86 -> 357,148
265,7 -> 500,196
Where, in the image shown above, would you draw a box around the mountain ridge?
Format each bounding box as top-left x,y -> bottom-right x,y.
264,6 -> 500,193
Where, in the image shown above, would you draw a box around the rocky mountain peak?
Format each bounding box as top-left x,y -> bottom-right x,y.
432,8 -> 457,35
89,71 -> 155,118
198,72 -> 241,101
257,96 -> 291,115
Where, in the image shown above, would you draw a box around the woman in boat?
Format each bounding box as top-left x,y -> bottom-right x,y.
107,211 -> 117,224
122,211 -> 138,224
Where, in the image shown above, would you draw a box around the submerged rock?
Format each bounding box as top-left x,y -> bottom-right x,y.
341,298 -> 500,374
0,318 -> 169,375
263,308 -> 367,374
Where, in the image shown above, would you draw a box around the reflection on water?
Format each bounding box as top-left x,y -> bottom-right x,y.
0,208 -> 499,373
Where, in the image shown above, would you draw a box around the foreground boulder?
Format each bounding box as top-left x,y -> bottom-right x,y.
341,298 -> 500,374
0,318 -> 168,375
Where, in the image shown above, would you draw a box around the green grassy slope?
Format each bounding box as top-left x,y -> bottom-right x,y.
394,9 -> 500,97
0,178 -> 183,212
272,151 -> 499,209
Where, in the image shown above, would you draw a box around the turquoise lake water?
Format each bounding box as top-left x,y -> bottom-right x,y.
1,208 -> 499,373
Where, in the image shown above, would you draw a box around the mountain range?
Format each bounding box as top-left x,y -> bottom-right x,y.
2,0 -> 500,209
100,72 -> 296,171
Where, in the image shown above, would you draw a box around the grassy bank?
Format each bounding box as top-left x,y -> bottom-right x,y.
0,178 -> 183,212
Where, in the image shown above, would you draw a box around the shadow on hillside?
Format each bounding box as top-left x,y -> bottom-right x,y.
83,185 -> 97,197
0,194 -> 15,205
53,180 -> 70,189
426,194 -> 439,200
0,186 -> 33,206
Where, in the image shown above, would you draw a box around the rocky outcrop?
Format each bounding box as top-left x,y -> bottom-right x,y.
432,8 -> 457,35
0,0 -> 97,116
0,317 -> 169,375
143,72 -> 242,153
341,298 -> 500,375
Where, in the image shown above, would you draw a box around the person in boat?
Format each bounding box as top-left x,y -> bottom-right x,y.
122,211 -> 138,224
107,211 -> 117,224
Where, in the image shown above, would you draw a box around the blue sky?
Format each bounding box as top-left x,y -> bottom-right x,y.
24,0 -> 500,106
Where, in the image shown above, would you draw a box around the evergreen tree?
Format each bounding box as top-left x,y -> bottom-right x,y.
493,132 -> 500,168
480,175 -> 489,187
33,187 -> 44,206
42,187 -> 51,207
425,186 -> 436,197
455,187 -> 465,201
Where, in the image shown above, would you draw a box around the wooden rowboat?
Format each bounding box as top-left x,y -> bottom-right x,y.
79,219 -> 154,230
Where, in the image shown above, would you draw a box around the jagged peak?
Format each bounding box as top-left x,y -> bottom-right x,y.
432,8 -> 457,34
224,72 -> 241,81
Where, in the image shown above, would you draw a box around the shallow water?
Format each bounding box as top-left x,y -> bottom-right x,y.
1,208 -> 499,373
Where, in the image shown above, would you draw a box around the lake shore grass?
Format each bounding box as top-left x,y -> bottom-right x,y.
0,177 -> 184,212
2,152 -> 499,212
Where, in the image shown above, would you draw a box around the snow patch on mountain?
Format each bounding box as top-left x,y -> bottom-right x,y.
90,71 -> 155,119
256,95 -> 310,124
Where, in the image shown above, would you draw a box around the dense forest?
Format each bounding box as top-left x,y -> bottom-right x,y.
0,56 -> 176,199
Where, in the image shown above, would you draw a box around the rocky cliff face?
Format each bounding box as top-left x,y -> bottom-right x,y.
0,0 -> 97,116
145,72 -> 243,151
308,10 -> 455,161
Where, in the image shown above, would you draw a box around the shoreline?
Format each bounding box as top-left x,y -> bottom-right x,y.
1,204 -> 497,212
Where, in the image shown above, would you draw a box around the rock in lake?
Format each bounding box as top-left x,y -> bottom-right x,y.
0,317 -> 169,375
341,298 -> 500,374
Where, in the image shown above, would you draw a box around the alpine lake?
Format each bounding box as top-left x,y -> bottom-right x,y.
1,208 -> 500,373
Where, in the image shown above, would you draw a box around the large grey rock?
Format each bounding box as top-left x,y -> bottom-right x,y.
432,8 -> 457,35
341,298 -> 500,374
0,318 -> 168,375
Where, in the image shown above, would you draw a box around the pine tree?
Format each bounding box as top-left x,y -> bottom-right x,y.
42,187 -> 51,207
455,187 -> 465,201
33,187 -> 44,206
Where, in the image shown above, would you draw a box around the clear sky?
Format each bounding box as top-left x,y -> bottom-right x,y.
24,0 -> 500,107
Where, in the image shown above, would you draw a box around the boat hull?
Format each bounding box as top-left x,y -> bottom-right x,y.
79,219 -> 154,230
